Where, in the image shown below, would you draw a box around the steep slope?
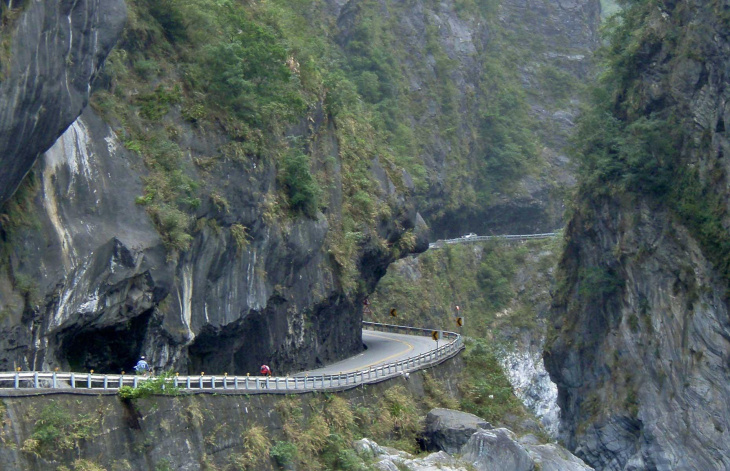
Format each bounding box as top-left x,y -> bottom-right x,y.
417,0 -> 600,237
545,1 -> 730,469
0,0 -> 126,203
0,0 -> 598,372
0,0 -> 427,375
0,0 -> 598,376
369,239 -> 561,435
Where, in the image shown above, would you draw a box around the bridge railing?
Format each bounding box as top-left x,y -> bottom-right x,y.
428,232 -> 558,249
0,322 -> 463,394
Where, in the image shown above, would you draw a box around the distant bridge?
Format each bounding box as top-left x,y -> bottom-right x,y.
0,322 -> 463,395
428,232 -> 559,249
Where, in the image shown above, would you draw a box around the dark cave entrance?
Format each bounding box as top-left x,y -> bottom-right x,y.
188,315 -> 270,376
63,311 -> 152,373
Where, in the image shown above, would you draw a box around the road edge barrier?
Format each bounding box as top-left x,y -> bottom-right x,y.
428,232 -> 558,249
0,322 -> 464,396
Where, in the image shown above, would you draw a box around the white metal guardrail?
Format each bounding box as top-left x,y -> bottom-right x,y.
0,322 -> 463,394
428,232 -> 558,249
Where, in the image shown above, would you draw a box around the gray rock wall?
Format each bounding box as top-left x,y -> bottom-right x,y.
545,1 -> 730,469
0,0 -> 126,204
548,200 -> 730,471
325,0 -> 600,238
0,104 -> 425,376
0,0 -> 599,379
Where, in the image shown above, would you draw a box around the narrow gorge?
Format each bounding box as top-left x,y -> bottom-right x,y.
2,0 -> 729,470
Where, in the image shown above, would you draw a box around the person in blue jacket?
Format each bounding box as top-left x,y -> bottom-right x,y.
134,356 -> 150,375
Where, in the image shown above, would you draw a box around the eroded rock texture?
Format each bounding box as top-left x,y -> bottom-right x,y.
409,0 -> 600,237
0,0 -> 600,378
546,1 -> 730,469
0,0 -> 126,203
0,107 -> 426,375
0,0 -> 430,375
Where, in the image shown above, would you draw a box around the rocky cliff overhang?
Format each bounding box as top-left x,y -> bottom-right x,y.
0,0 -> 126,204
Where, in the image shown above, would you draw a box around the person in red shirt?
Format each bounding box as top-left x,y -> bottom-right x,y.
260,364 -> 272,376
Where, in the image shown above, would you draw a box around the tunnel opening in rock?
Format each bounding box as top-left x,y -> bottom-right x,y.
188,315 -> 269,376
63,310 -> 152,373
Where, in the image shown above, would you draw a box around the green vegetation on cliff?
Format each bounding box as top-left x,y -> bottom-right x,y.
568,0 -> 730,293
0,368 -> 462,470
369,239 -> 559,427
89,0 -> 544,255
546,1 -> 730,465
369,239 -> 558,334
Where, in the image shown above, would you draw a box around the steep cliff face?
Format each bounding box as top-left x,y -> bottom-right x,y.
0,0 -> 126,203
0,0 -> 428,375
0,0 -> 599,377
377,0 -> 601,237
0,104 -> 425,375
546,1 -> 730,469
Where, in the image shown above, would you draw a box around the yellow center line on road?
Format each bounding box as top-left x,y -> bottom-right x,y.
334,332 -> 415,374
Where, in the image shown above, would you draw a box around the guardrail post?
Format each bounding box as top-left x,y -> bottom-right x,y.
87,374 -> 92,389
71,373 -> 76,389
119,376 -> 124,388
133,376 -> 138,388
14,373 -> 18,389
266,377 -> 270,389
223,376 -> 227,389
33,372 -> 38,388
53,372 -> 57,389
199,376 -> 204,389
211,377 -> 216,390
234,377 -> 239,389
256,378 -> 260,389
104,376 -> 108,390
329,375 -> 333,388
246,375 -> 249,389
186,377 -> 191,389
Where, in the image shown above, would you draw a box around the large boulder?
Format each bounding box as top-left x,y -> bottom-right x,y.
354,438 -> 469,471
460,428 -> 534,471
423,408 -> 492,453
518,435 -> 593,471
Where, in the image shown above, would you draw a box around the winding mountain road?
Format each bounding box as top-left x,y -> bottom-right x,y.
297,330 -> 439,377
0,234 -> 559,395
0,323 -> 463,394
428,232 -> 558,249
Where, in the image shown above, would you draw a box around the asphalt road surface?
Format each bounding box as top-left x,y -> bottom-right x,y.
296,329 -> 438,377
